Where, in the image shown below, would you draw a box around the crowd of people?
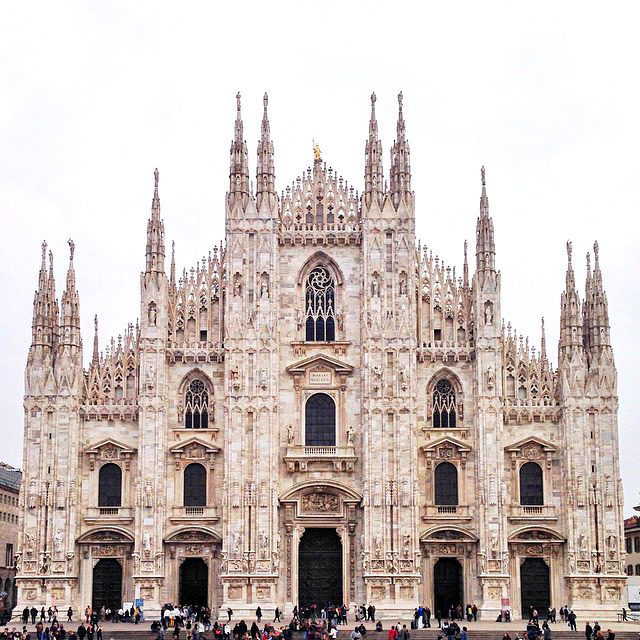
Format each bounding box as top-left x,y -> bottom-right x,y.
0,601 -> 633,640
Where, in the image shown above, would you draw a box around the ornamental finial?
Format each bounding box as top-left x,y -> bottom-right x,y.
236,92 -> 241,112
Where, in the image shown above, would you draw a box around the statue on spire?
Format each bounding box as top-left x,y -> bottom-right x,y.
236,91 -> 242,112
154,168 -> 159,190
68,238 -> 75,261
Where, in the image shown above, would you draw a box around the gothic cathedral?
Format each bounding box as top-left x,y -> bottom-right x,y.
17,93 -> 625,620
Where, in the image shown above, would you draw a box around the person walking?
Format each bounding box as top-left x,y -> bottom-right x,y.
585,622 -> 593,640
255,607 -> 262,623
274,607 -> 281,623
568,611 -> 577,632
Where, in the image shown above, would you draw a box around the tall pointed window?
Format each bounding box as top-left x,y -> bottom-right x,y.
305,266 -> 336,342
434,462 -> 458,505
433,379 -> 457,427
184,463 -> 206,507
519,462 -> 543,505
98,464 -> 122,507
185,379 -> 209,429
305,393 -> 336,446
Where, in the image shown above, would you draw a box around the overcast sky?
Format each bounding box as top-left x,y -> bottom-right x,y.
1,2 -> 639,513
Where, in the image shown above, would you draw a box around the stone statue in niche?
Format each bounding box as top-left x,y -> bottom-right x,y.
490,533 -> 499,558
286,424 -> 295,445
346,425 -> 354,444
374,534 -> 382,558
399,275 -> 407,296
144,480 -> 153,508
402,533 -> 411,558
259,531 -> 268,558
259,368 -> 268,390
148,302 -> 157,327
399,367 -> 409,391
371,278 -> 380,297
230,367 -> 240,391
54,530 -> 63,555
146,364 -> 155,390
260,277 -> 269,299
484,302 -> 493,325
606,533 -> 617,557
487,365 -> 495,390
233,533 -> 241,557
233,274 -> 242,297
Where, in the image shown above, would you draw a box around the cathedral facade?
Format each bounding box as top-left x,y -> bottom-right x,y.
16,93 -> 626,620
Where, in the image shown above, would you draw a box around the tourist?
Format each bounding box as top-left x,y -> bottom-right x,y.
461,627 -> 468,640
274,608 -> 281,623
256,608 -> 262,624
568,611 -> 577,632
472,605 -> 478,623
424,607 -> 431,628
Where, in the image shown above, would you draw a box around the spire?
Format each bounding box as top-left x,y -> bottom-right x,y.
475,166 -> 496,276
256,92 -> 276,211
145,168 -> 165,274
92,315 -> 100,365
586,240 -> 610,350
463,240 -> 469,289
559,240 -> 583,358
59,238 -> 82,349
31,240 -> 52,348
170,240 -> 176,291
540,317 -> 547,362
364,92 -> 384,209
228,92 -> 250,210
47,248 -> 59,350
389,91 -> 412,209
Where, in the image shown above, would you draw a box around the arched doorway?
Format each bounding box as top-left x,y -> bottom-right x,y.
520,558 -> 550,617
179,558 -> 208,607
92,558 -> 122,611
433,558 -> 462,615
298,528 -> 342,608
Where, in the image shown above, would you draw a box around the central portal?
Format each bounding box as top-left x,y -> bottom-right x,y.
179,558 -> 209,607
298,528 -> 343,608
433,557 -> 462,616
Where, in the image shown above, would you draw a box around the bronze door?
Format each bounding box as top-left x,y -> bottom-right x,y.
298,528 -> 343,608
433,557 -> 462,615
179,557 -> 209,607
520,558 -> 550,618
92,558 -> 123,611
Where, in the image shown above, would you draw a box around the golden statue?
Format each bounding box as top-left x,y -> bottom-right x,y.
314,143 -> 321,160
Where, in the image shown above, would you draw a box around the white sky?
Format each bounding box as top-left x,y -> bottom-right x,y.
1,2 -> 639,513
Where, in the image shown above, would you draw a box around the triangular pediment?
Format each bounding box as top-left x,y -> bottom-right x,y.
422,435 -> 471,454
286,353 -> 354,376
505,435 -> 557,453
169,436 -> 220,455
86,438 -> 136,455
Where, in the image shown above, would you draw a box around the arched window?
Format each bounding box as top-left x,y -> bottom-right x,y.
305,393 -> 336,446
185,379 -> 209,429
98,463 -> 122,507
434,462 -> 458,506
305,266 -> 336,342
433,379 -> 457,427
184,463 -> 206,507
519,462 -> 544,505
627,565 -> 634,576
636,564 -> 640,576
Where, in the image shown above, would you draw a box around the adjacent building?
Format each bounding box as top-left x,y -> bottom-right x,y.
625,513 -> 640,609
16,93 -> 626,620
0,464 -> 21,612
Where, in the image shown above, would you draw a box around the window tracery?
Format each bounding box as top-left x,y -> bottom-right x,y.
184,379 -> 209,429
305,266 -> 336,342
433,379 -> 457,428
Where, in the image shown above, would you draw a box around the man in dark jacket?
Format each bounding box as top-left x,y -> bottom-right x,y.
585,622 -> 593,640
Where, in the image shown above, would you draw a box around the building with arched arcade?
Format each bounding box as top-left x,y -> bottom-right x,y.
16,93 -> 625,620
